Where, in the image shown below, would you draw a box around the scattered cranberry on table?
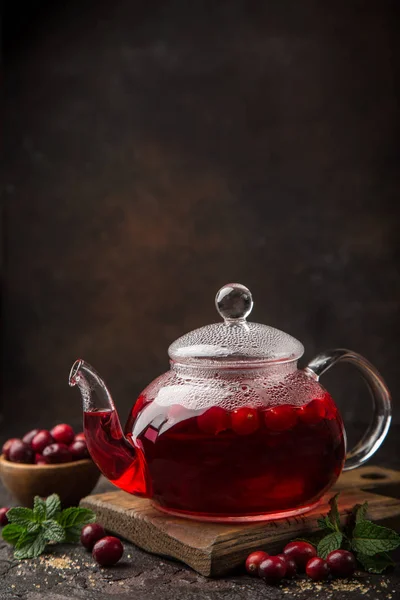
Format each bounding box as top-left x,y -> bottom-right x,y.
327,549 -> 356,578
74,432 -> 86,442
50,424 -> 75,445
81,523 -> 106,550
0,508 -> 9,526
258,556 -> 287,583
42,443 -> 72,464
31,430 -> 54,454
276,553 -> 297,578
245,550 -> 269,575
306,557 -> 330,581
8,440 -> 34,464
22,429 -> 40,446
92,536 -> 124,566
283,541 -> 317,571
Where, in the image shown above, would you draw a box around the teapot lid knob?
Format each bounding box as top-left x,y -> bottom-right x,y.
215,283 -> 253,322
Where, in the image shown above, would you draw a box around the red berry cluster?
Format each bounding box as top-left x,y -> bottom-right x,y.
196,397 -> 332,437
246,542 -> 356,584
80,523 -> 124,566
2,425 -> 89,465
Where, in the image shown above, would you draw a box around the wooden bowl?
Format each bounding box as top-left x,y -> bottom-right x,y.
0,455 -> 101,507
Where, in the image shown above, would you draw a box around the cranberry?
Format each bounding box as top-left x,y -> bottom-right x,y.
264,405 -> 297,432
298,399 -> 326,425
197,407 -> 230,435
2,438 -> 20,460
231,407 -> 259,435
81,523 -> 106,550
92,536 -> 124,566
258,556 -> 286,583
0,508 -> 9,526
306,557 -> 330,581
31,430 -> 54,454
22,429 -> 40,447
327,550 -> 356,578
283,541 -> 317,571
276,554 -> 297,578
245,550 -> 269,575
35,454 -> 48,465
42,443 -> 72,464
8,440 -> 34,464
51,424 -> 75,445
74,432 -> 86,442
69,440 -> 89,460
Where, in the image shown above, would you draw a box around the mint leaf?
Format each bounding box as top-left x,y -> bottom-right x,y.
317,516 -> 336,531
7,507 -> 36,528
57,507 -> 96,543
33,497 -> 46,522
357,552 -> 395,574
14,530 -> 47,559
352,521 -> 400,556
57,507 -> 95,529
326,493 -> 341,531
42,520 -> 65,543
45,494 -> 61,520
26,522 -> 41,535
317,531 -> 343,559
2,523 -> 25,545
354,502 -> 369,523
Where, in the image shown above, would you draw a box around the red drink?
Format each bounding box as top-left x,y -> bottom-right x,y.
135,393 -> 344,519
83,409 -> 148,496
84,392 -> 345,520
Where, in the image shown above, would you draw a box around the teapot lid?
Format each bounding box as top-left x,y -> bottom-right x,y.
168,284 -> 304,365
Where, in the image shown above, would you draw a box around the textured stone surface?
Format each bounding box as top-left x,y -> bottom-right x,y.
1,0 -> 399,431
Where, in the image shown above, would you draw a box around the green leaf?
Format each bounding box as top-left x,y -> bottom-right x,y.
317,516 -> 336,531
354,502 -> 369,524
14,530 -> 47,559
42,520 -> 65,543
2,523 -> 25,545
63,526 -> 84,544
26,522 -> 41,535
317,531 -> 343,559
352,521 -> 400,556
326,493 -> 341,531
357,552 -> 395,574
45,494 -> 61,520
57,507 -> 95,529
33,497 -> 46,522
6,507 -> 36,528
57,507 -> 96,544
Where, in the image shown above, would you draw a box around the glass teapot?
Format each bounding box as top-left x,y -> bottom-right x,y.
69,284 -> 391,522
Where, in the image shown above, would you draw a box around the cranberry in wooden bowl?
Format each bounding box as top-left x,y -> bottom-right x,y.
0,426 -> 100,507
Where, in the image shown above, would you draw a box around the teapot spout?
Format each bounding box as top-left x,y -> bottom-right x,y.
69,360 -> 149,497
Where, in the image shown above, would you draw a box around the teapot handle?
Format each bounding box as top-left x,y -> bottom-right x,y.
305,349 -> 391,472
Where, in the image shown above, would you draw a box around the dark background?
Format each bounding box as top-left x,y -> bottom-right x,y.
1,0 -> 399,453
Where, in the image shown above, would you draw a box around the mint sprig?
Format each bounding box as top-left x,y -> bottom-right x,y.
2,494 -> 96,559
300,493 -> 400,573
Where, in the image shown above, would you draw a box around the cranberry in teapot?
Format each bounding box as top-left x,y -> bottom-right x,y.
69,284 -> 391,522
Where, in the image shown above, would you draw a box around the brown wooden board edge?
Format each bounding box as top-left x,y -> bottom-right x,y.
81,488 -> 400,577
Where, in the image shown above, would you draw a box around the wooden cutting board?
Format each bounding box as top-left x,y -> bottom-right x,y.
81,465 -> 400,577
